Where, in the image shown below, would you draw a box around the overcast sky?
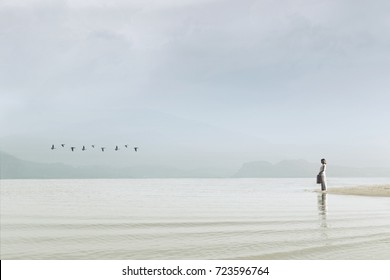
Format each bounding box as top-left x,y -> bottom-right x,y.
1,0 -> 389,169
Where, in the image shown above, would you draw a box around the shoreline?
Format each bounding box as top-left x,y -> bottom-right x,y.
325,185 -> 390,197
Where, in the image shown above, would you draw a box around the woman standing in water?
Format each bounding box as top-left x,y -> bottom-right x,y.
319,158 -> 327,191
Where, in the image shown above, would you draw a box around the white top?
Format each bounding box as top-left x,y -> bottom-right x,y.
319,164 -> 326,174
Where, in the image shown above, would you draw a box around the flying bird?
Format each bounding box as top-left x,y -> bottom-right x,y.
51,145 -> 55,150
134,147 -> 139,152
71,147 -> 76,152
91,145 -> 95,148
101,147 -> 105,152
124,145 -> 128,148
61,144 -> 65,147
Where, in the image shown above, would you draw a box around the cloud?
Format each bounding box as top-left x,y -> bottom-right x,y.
0,0 -> 389,167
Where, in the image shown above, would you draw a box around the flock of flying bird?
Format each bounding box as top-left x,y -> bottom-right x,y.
51,144 -> 139,152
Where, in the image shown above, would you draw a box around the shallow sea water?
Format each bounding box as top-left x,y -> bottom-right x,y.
1,178 -> 389,259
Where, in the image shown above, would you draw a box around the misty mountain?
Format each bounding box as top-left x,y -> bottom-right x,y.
234,160 -> 390,178
1,152 -> 389,179
0,151 -> 229,179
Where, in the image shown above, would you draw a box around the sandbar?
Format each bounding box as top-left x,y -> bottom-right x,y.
326,184 -> 390,197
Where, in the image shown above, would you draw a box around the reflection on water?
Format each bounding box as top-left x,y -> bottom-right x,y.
317,192 -> 328,228
317,192 -> 329,245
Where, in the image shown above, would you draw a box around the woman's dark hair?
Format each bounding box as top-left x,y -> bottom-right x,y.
321,158 -> 326,164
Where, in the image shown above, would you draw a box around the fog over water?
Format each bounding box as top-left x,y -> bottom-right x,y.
1,0 -> 389,172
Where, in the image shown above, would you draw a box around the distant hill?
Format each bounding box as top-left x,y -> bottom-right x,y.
0,151 -> 81,179
0,151 -> 228,179
234,160 -> 390,178
1,152 -> 389,179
